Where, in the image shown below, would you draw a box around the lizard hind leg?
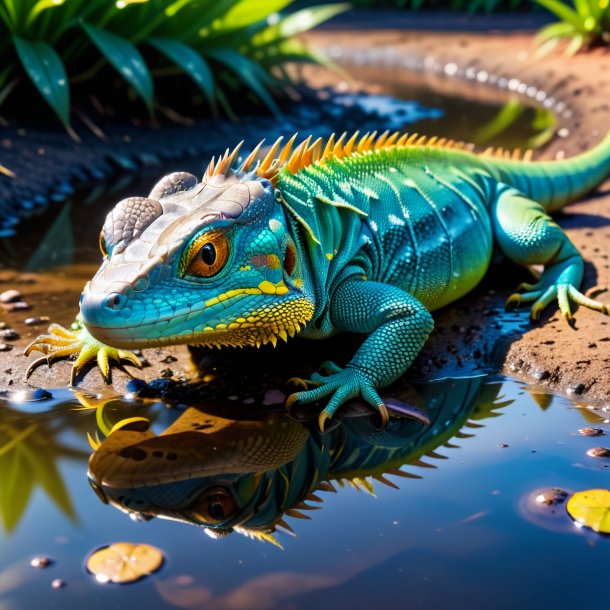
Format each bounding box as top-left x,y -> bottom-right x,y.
492,184 -> 608,322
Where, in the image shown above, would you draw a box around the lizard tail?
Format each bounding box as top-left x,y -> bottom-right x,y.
487,129 -> 610,213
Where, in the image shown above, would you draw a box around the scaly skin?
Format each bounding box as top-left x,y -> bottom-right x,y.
26,130 -> 610,428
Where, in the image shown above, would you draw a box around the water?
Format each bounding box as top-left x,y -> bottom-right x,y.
0,376 -> 608,609
1,80 -> 607,610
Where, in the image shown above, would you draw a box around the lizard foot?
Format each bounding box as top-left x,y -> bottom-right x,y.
506,282 -> 608,322
286,364 -> 389,432
25,321 -> 141,385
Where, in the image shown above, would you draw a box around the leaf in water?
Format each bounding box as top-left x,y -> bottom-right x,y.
566,489 -> 610,533
0,446 -> 34,533
81,21 -> 153,112
148,37 -> 215,108
86,543 -> 164,583
12,35 -> 70,127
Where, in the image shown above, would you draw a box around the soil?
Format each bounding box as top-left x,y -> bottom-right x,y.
0,15 -> 608,406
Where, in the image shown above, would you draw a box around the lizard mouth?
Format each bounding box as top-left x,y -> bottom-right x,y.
84,295 -> 315,350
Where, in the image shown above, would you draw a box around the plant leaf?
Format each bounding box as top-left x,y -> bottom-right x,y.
566,489 -> 610,533
81,21 -> 153,112
534,0 -> 585,29
148,37 -> 215,107
218,0 -> 293,30
12,35 -> 70,127
207,48 -> 280,115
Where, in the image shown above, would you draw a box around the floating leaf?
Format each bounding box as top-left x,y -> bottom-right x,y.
566,489 -> 610,533
81,21 -> 153,112
86,542 -> 164,584
12,35 -> 70,127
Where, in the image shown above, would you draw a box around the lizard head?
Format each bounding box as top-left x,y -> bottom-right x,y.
80,145 -> 314,349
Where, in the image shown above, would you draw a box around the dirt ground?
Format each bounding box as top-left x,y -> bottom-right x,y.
0,20 -> 608,406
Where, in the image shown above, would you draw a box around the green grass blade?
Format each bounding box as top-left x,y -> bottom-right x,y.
218,0 -> 293,29
207,48 -> 280,115
534,21 -> 575,44
12,34 -> 70,127
81,20 -> 153,113
534,0 -> 585,29
148,37 -> 215,108
252,3 -> 350,47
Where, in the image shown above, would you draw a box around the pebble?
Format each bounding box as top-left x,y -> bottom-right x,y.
533,488 -> 569,507
25,316 -> 50,326
0,343 -> 12,352
30,555 -> 52,568
578,427 -> 605,437
498,443 -> 509,448
161,355 -> 177,364
567,383 -> 586,395
0,289 -> 22,303
0,322 -> 7,329
587,447 -> 610,458
51,579 -> 65,589
2,301 -> 31,311
160,368 -> 174,378
0,329 -> 19,341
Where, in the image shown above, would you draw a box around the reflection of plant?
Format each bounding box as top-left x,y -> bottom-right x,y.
472,99 -> 556,150
349,0 -> 528,11
0,418 -> 87,533
534,0 -> 610,56
0,0 -> 347,130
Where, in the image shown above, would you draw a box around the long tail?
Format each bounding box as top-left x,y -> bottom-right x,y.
484,130 -> 610,212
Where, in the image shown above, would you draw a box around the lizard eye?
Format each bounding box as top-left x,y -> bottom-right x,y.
99,231 -> 108,258
191,486 -> 237,524
182,231 -> 230,278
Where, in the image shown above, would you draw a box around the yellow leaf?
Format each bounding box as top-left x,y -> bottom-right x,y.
566,489 -> 610,534
86,542 -> 163,583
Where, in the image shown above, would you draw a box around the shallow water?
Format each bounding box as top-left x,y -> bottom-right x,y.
1,79 -> 608,610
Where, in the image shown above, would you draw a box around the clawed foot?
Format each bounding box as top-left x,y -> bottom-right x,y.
287,361 -> 389,432
506,281 -> 608,321
24,320 -> 141,384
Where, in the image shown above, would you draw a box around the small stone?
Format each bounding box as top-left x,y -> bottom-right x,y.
567,383 -> 586,395
160,368 -> 174,378
0,322 -> 7,329
30,555 -> 52,568
0,289 -> 22,303
0,343 -> 12,352
578,427 -> 605,437
587,447 -> 610,458
25,316 -> 50,326
1,329 -> 19,341
2,301 -> 31,311
499,443 -> 509,448
16,274 -> 37,285
161,355 -> 177,364
534,488 -> 569,507
532,370 -> 550,380
51,579 -> 65,589
139,357 -> 151,368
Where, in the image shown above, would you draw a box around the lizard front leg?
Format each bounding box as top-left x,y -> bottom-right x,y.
287,279 -> 434,430
25,315 -> 142,384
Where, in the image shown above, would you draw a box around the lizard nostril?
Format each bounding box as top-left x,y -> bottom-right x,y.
104,292 -> 127,312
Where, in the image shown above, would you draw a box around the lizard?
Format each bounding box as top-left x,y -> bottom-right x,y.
25,129 -> 610,430
87,377 -> 508,544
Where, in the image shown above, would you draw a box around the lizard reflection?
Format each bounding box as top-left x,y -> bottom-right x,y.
88,377 -> 511,545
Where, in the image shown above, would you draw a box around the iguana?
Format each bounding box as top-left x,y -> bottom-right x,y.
25,130 -> 610,429
87,377 -> 508,543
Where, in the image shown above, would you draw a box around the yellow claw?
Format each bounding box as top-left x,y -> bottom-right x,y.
377,403 -> 390,429
287,377 -> 308,390
505,294 -> 521,310
119,350 -> 143,369
318,411 -> 331,432
286,393 -> 300,410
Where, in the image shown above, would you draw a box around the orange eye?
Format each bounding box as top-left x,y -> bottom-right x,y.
191,487 -> 237,523
99,231 -> 108,257
182,231 -> 230,278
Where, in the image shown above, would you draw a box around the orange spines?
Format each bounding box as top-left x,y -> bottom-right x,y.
204,130 -> 534,186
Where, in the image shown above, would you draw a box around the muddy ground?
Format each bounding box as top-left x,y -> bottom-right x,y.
0,16 -> 608,406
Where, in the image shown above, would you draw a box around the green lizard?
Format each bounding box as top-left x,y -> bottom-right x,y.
25,130 -> 609,429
